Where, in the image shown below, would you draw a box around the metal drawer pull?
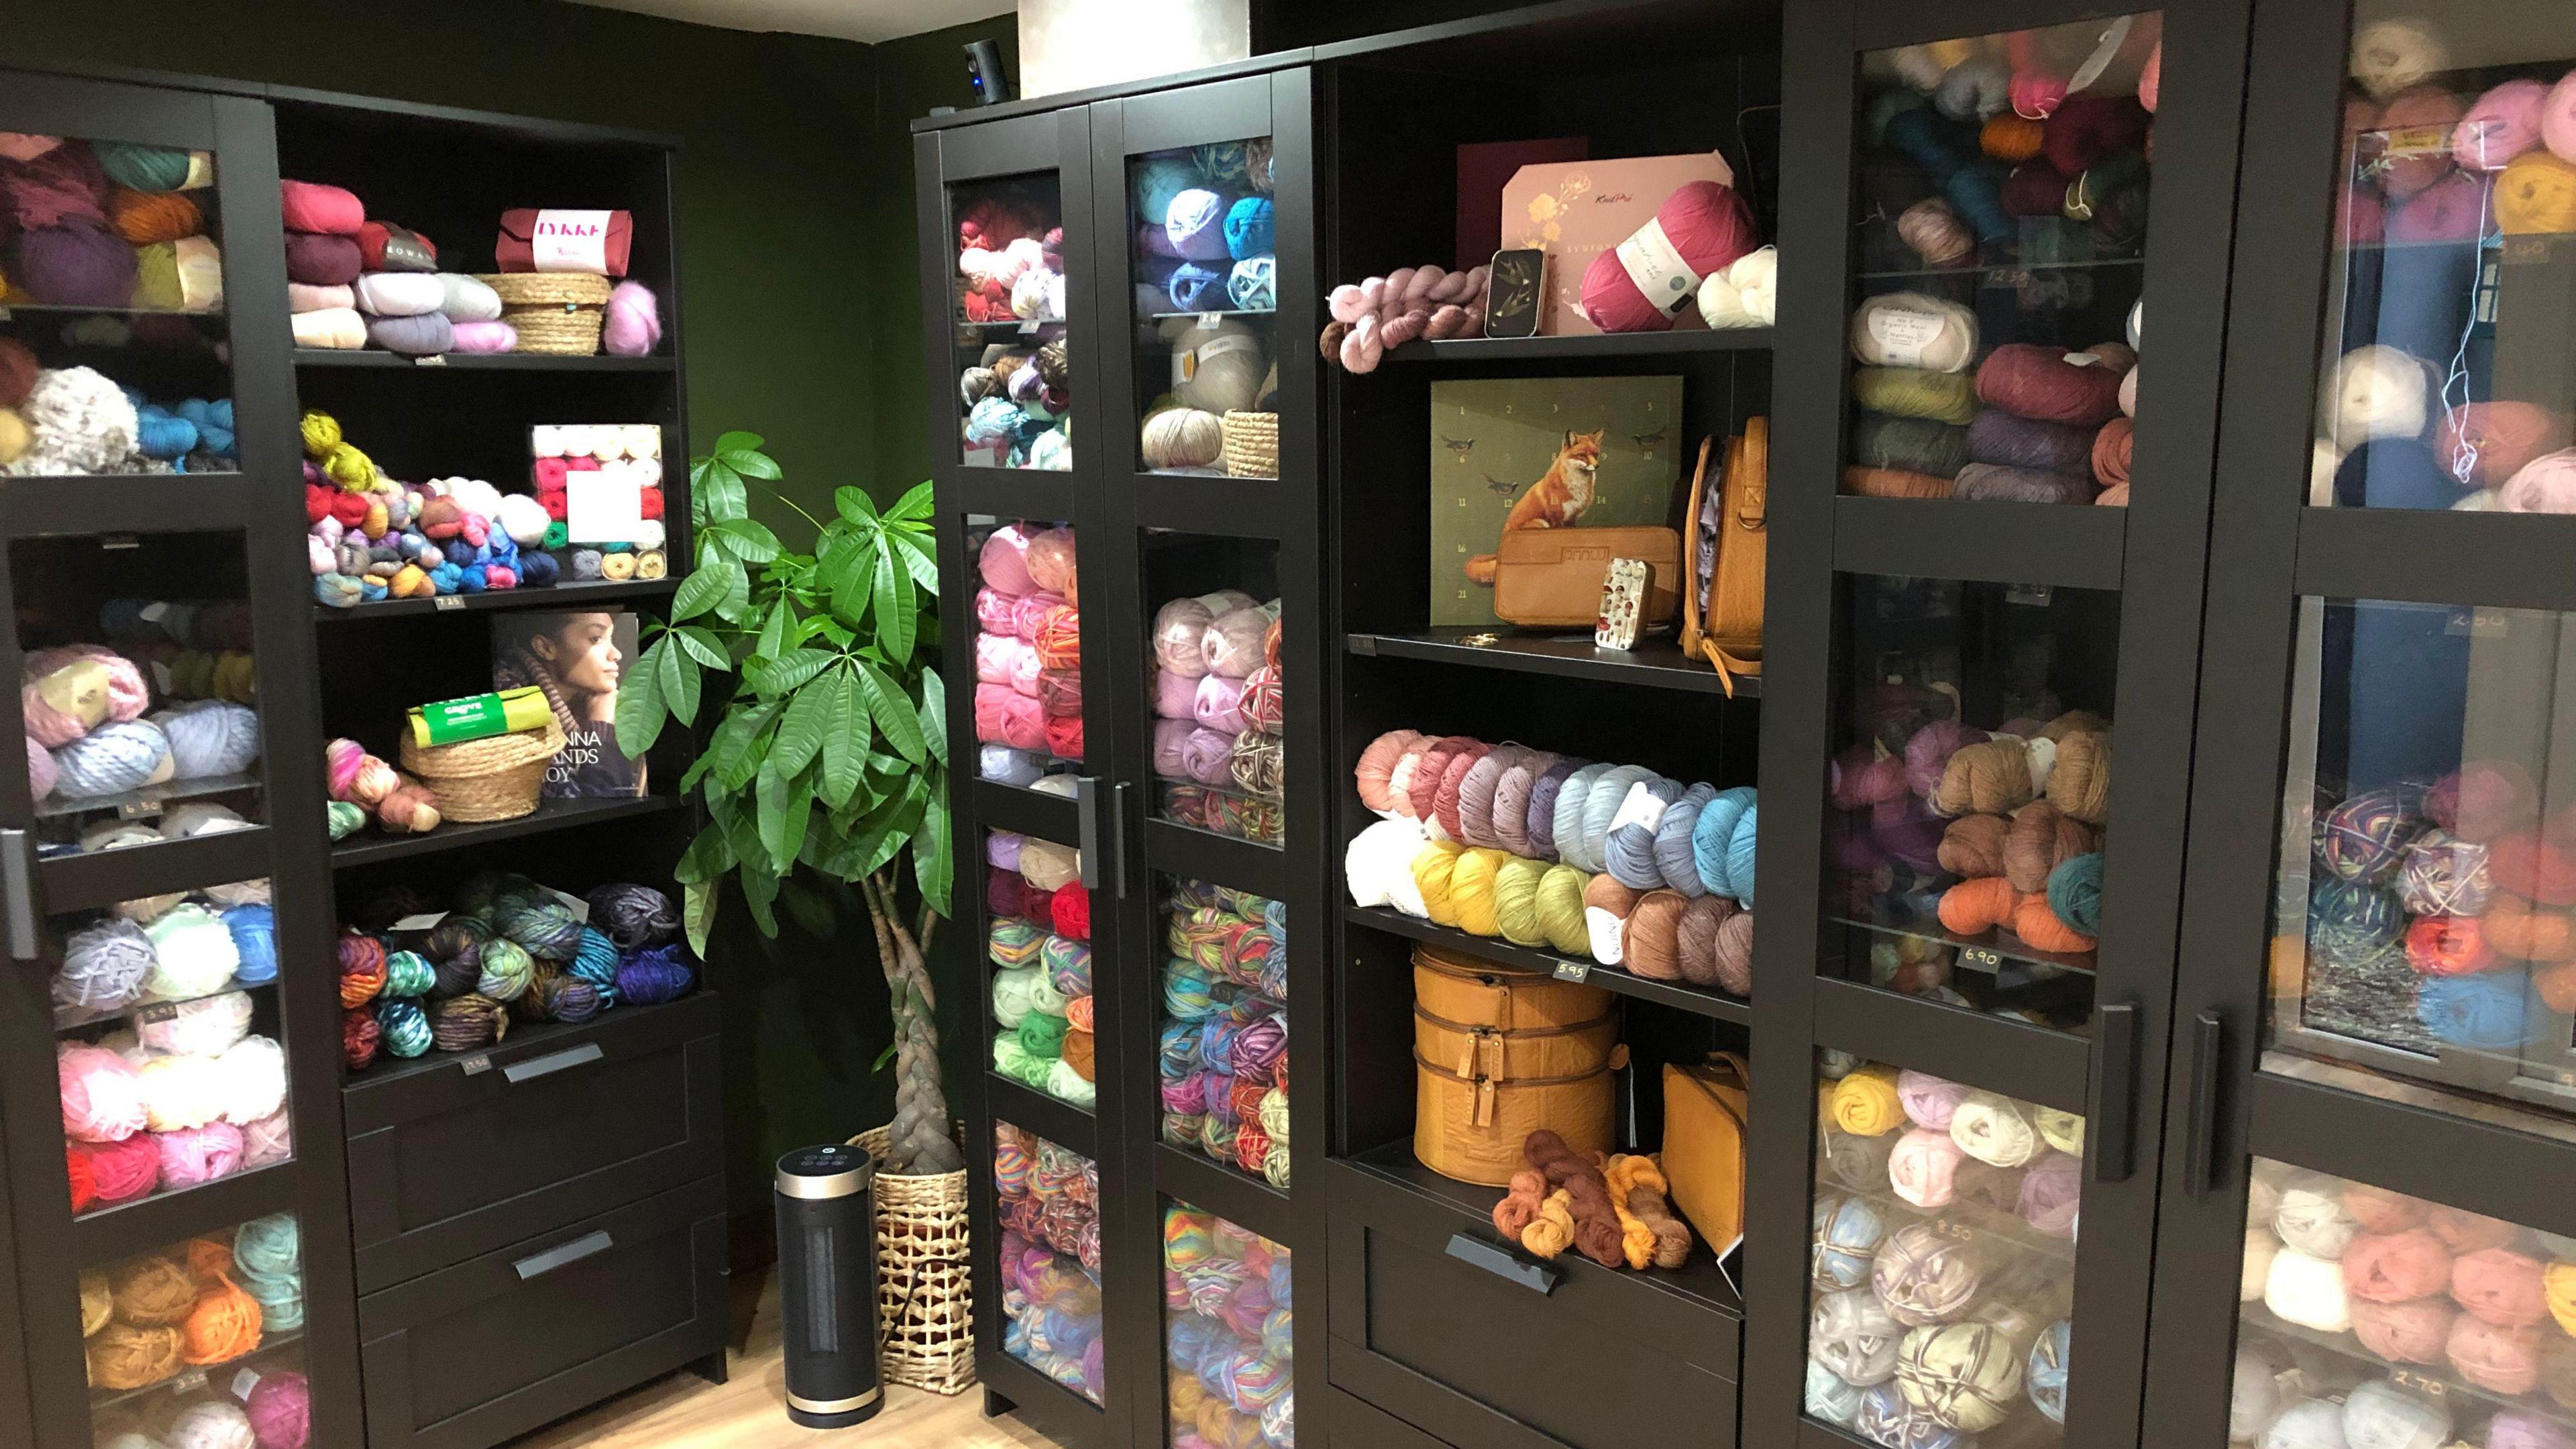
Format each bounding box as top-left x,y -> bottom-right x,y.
502,1042 -> 604,1083
514,1230 -> 614,1281
1445,1233 -> 1559,1295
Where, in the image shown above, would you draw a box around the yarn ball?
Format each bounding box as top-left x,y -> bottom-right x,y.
1977,343 -> 2126,427
2340,1379 -> 2449,1449
60,1043 -> 147,1142
55,918 -> 156,1013
1578,180 -> 1758,333
2458,79 -> 2553,172
2436,403 -> 2571,491
2418,972 -> 2528,1050
2450,1314 -> 2545,1395
1853,366 -> 1979,425
1850,292 -> 1980,373
2329,345 -> 2432,445
13,365 -> 140,476
616,945 -> 694,1004
246,1371 -> 311,1449
16,220 -> 136,309
2267,1245 -> 2355,1332
1144,405 -> 1224,470
604,280 -> 662,357
154,700 -> 260,779
138,989 -> 252,1058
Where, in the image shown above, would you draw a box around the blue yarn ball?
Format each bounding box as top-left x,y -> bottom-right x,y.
1654,784 -> 1717,898
1812,1193 -> 1886,1290
1807,1360 -> 1866,1426
1224,197 -> 1276,260
2308,877 -> 2405,959
376,998 -> 432,1057
1693,786 -> 1756,898
2417,972 -> 2529,1050
2027,1318 -> 2072,1424
2045,853 -> 2104,936
428,561 -> 464,594
132,405 -> 198,461
1726,798 -> 1760,909
156,700 -> 260,778
52,720 -> 172,798
456,564 -> 489,593
1167,263 -> 1227,312
176,398 -> 235,457
1603,777 -> 1683,890
615,945 -> 694,1004
517,548 -> 560,587
224,904 -> 278,985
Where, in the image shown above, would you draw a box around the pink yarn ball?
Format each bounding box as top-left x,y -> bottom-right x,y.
2500,448 -> 2576,513
449,321 -> 517,354
975,631 -> 1028,686
975,586 -> 1018,634
1152,718 -> 1195,778
1577,180 -> 1759,333
2456,78 -> 2551,171
156,1120 -> 246,1187
22,644 -> 149,745
25,733 -> 55,801
979,523 -> 1039,596
0,134 -> 61,162
2546,72 -> 2576,165
1011,590 -> 1062,642
246,1371 -> 312,1449
58,1044 -> 146,1143
1194,674 -> 1249,735
1152,666 -> 1198,720
240,1108 -> 293,1169
602,280 -> 661,358
2137,42 -> 2161,114
1024,527 -> 1077,600
2012,71 -> 2069,121
1181,727 -> 1234,786
324,737 -> 368,800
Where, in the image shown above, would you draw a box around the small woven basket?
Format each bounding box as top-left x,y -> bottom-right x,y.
478,272 -> 611,356
1222,411 -> 1279,478
849,1124 -> 976,1395
398,718 -> 564,823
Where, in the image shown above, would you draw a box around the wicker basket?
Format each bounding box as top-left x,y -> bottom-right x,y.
849,1124 -> 976,1395
478,272 -> 611,356
397,718 -> 563,823
1221,411 -> 1278,478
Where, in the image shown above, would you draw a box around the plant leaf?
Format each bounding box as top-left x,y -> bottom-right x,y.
888,528 -> 939,592
691,456 -> 745,526
917,667 -> 948,769
616,638 -> 668,753
671,564 -> 733,621
756,760 -> 811,875
711,430 -> 766,455
659,632 -> 702,726
749,648 -> 837,698
835,485 -> 880,525
719,444 -> 782,480
772,680 -> 829,776
757,596 -> 793,663
914,786 -> 952,918
886,479 -> 936,522
684,879 -> 718,957
675,823 -> 735,885
710,560 -> 754,623
740,861 -> 780,936
854,659 -> 927,765
673,625 -> 731,671
872,545 -> 914,664
817,665 -> 867,810
708,516 -> 783,564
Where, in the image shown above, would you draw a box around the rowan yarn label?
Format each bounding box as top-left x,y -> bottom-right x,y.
531,209 -> 614,272
1613,215 -> 1703,317
1171,331 -> 1258,388
406,686 -> 549,748
1868,308 -> 1948,368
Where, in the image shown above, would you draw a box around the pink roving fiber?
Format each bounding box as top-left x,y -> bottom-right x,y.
603,280 -> 661,357
2456,78 -> 2551,171
449,321 -> 517,354
979,523 -> 1040,596
1577,180 -> 1758,333
0,134 -> 60,162
2546,73 -> 2576,164
156,1120 -> 246,1187
278,179 -> 365,235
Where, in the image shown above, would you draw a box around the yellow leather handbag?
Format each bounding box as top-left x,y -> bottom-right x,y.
1660,1053 -> 1750,1253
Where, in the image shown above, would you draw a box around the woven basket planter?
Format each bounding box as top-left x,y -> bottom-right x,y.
478,272 -> 610,356
1222,411 -> 1278,478
849,1124 -> 976,1395
397,718 -> 563,823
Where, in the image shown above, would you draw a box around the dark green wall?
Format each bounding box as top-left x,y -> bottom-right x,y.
1,1 -> 1009,1225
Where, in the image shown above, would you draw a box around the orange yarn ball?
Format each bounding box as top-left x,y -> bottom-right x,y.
2483,894 -> 2576,962
2013,892 -> 2096,953
1982,115 -> 2047,162
109,188 -> 202,246
180,1275 -> 263,1365
1938,876 -> 2023,935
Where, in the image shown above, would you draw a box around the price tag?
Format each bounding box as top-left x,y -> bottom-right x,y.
460,1054 -> 493,1076
138,601 -> 171,624
433,596 -> 466,612
135,1002 -> 180,1026
2005,584 -> 2053,608
170,1370 -> 208,1395
1960,947 -> 2004,974
1552,961 -> 1591,984
389,912 -> 447,932
117,795 -> 164,822
415,354 -> 447,367
231,1368 -> 262,1401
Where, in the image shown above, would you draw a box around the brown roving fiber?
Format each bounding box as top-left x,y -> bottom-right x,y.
2047,730 -> 2112,824
1523,1130 -> 1626,1269
1939,813 -> 2012,877
2005,801 -> 2098,893
1493,1168 -> 1548,1238
1843,464 -> 1955,499
1935,739 -> 2038,816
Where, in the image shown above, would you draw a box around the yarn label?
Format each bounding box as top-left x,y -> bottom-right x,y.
138,601 -> 170,624
566,474 -> 645,544
1608,782 -> 1669,837
389,912 -> 447,932
1171,333 -> 1258,390
1614,217 -> 1702,318
548,887 -> 592,923
231,1368 -> 260,1401
531,209 -> 614,273
1867,309 -> 1947,369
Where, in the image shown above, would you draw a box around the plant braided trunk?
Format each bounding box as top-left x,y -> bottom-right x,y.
866,871 -> 963,1175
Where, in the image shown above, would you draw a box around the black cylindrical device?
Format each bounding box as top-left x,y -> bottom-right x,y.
774,1143 -> 883,1428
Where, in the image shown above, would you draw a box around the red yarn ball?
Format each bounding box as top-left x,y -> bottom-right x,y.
2404,914 -> 2497,976
1977,343 -> 2127,427
65,1144 -> 97,1214
1576,180 -> 1759,333
77,1134 -> 160,1204
1022,881 -> 1060,922
639,486 -> 664,521
0,336 -> 35,409
2039,96 -> 2151,176
1051,883 -> 1092,943
1044,712 -> 1083,760
343,1006 -> 382,1071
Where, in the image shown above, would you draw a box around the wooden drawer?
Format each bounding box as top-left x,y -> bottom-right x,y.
358,1175 -> 726,1449
1326,1158 -> 1739,1449
344,994 -> 722,1291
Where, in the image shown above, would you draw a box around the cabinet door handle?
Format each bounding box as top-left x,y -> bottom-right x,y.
1444,1233 -> 1559,1295
2184,1011 -> 2224,1199
1074,776 -> 1127,898
502,1042 -> 604,1084
2086,1001 -> 2139,1183
514,1230 -> 614,1281
1,830 -> 38,962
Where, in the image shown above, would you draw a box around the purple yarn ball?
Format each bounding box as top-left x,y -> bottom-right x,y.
17,219 -> 136,307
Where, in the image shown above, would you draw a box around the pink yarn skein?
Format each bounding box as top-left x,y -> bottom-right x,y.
1577,180 -> 1758,333
1326,264 -> 1489,374
156,1120 -> 246,1188
2498,448 -> 2576,514
26,734 -> 56,801
603,280 -> 661,358
2455,78 -> 2551,171
2546,72 -> 2576,164
247,1371 -> 313,1449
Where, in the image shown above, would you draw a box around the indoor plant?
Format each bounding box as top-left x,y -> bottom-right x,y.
623,433 -> 977,1389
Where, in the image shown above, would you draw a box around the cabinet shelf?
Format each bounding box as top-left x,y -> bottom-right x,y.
1833,494 -> 2127,591
1856,256 -> 2147,282
329,794 -> 685,869
87,1331 -> 307,1417
1348,629 -> 1758,696
985,1072 -> 1097,1156
1347,904 -> 1751,1022
36,770 -> 261,822
294,350 -> 674,372
313,577 -> 681,623
70,1159 -> 300,1269
1155,1142 -> 1290,1242
1385,328 -> 1771,362
55,976 -> 276,1036
1827,914 -> 2098,979
2239,1303 -> 2573,1428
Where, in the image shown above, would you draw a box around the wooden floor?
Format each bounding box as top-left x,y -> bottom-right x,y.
511,1270 -> 1063,1448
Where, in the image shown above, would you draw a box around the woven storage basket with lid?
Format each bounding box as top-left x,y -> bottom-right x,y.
1221,411 -> 1278,478
397,717 -> 563,822
848,1124 -> 975,1394
477,272 -> 611,356
1411,943 -> 1620,1185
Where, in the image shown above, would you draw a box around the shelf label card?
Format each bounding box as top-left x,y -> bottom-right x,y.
1551,960 -> 1591,984
433,595 -> 466,612
547,887 -> 592,924
231,1368 -> 262,1401
389,912 -> 448,932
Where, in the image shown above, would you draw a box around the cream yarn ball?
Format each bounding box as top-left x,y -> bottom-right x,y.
1849,292 -> 1979,374
2327,344 -> 2431,446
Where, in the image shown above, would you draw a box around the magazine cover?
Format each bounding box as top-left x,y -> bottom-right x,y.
1428,374 -> 1686,626
490,610 -> 647,798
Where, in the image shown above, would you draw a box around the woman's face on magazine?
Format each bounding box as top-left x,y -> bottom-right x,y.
555,613 -> 621,694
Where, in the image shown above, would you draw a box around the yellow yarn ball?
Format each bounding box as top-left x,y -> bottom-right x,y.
210,653 -> 257,704
2497,152 -> 2576,237
1451,847 -> 1507,938
1828,1064 -> 1906,1136
1411,839 -> 1465,927
600,551 -> 639,581
299,410 -> 341,458
1851,366 -> 1980,425
389,564 -> 433,599
635,549 -> 668,580
1536,865 -> 1591,955
129,242 -> 181,311
321,441 -> 374,489
0,407 -> 28,466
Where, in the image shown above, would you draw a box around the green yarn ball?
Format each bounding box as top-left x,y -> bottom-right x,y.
1018,1010 -> 1068,1059
327,801 -> 365,840
2046,852 -> 2104,937
1851,366 -> 1979,425
96,142 -> 194,193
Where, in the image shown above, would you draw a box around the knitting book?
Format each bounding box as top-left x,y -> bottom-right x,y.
1428,374 -> 1686,627
490,610 -> 647,798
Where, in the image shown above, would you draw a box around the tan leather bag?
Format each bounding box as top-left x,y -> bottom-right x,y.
1411,945 -> 1621,1185
1661,1053 -> 1750,1252
1491,525 -> 1682,630
1678,419 -> 1768,696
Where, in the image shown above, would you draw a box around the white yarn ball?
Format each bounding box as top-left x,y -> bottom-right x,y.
9,366 -> 140,477
2349,18 -> 2447,100
623,423 -> 662,460
1162,315 -> 1268,415
2328,345 -> 2431,445
211,1034 -> 288,1124
436,476 -> 506,523
352,271 -> 444,318
436,272 -> 503,322
553,425 -> 596,460
142,902 -> 240,998
138,1051 -> 224,1132
165,1399 -> 258,1449
1018,837 -> 1081,892
2452,486 -> 2504,511
529,425 -> 565,457
1697,247 -> 1777,329
2262,1245 -> 2351,1333
99,1434 -> 163,1449
1046,1058 -> 1097,1108
496,493 -> 553,547
1013,267 -> 1058,321
138,988 -> 253,1057
1344,818 -> 1430,914
632,519 -> 667,552
1849,292 -> 1979,373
